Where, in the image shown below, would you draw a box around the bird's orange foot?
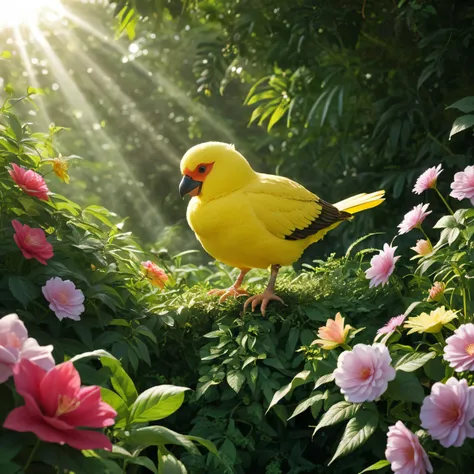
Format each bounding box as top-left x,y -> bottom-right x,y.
243,290 -> 285,317
208,286 -> 249,303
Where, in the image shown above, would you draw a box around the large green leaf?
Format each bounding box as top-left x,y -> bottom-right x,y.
101,356 -> 138,405
266,370 -> 312,413
158,452 -> 187,474
288,392 -> 326,420
385,371 -> 425,403
394,352 -> 435,372
329,404 -> 379,464
129,385 -> 189,423
8,276 -> 39,309
100,388 -> 129,428
226,370 -> 245,393
449,114 -> 474,139
358,460 -> 391,473
447,96 -> 474,113
313,401 -> 360,435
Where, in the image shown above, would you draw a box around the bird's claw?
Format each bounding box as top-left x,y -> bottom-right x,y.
208,286 -> 248,303
243,290 -> 285,317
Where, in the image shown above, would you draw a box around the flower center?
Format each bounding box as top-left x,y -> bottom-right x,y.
465,343 -> 474,356
360,367 -> 372,380
402,444 -> 415,462
5,333 -> 22,349
55,394 -> 80,417
24,234 -> 41,247
56,292 -> 69,304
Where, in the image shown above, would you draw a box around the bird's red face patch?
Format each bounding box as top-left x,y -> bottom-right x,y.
183,162 -> 215,182
180,162 -> 215,197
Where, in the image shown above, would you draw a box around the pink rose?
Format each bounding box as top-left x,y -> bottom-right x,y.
450,165 -> 474,205
3,359 -> 116,450
444,324 -> 474,372
42,277 -> 85,321
334,343 -> 396,403
0,313 -> 54,383
12,220 -> 54,265
385,421 -> 433,474
9,163 -> 49,201
420,377 -> 474,447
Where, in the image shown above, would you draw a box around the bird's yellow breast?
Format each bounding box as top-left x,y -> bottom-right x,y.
186,190 -> 325,269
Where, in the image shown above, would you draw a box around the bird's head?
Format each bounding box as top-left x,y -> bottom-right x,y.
179,142 -> 254,200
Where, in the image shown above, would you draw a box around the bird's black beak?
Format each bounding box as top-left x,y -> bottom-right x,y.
179,175 -> 202,198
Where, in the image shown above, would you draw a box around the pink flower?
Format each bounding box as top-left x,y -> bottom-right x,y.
385,421 -> 433,474
12,220 -> 53,265
450,165 -> 474,205
428,281 -> 445,302
8,163 -> 49,201
313,312 -> 352,350
413,165 -> 442,194
365,244 -> 400,288
3,359 -> 116,450
444,324 -> 474,372
377,315 -> 406,335
398,203 -> 432,235
420,377 -> 474,448
42,277 -> 85,321
141,261 -> 169,289
0,313 -> 54,383
334,343 -> 396,403
411,239 -> 432,256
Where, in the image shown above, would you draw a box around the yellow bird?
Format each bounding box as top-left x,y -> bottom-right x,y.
179,142 -> 384,315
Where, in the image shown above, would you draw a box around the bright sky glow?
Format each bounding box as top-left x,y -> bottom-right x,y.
0,0 -> 63,29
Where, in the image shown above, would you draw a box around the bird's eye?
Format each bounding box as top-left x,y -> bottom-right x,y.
198,165 -> 206,173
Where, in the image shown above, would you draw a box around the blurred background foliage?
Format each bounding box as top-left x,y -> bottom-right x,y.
2,0 -> 473,265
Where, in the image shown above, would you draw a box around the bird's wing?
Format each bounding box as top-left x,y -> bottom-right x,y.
245,173 -> 350,240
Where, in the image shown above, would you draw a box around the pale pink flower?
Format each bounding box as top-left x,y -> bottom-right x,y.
377,315 -> 406,335
42,277 -> 85,321
313,312 -> 352,350
398,203 -> 432,235
420,377 -> 474,448
444,324 -> 474,372
0,313 -> 54,383
413,165 -> 442,194
334,343 -> 396,403
450,165 -> 474,205
365,244 -> 400,288
8,163 -> 49,201
411,239 -> 432,256
3,359 -> 116,450
428,281 -> 445,302
12,220 -> 53,265
141,261 -> 168,289
386,421 -> 433,474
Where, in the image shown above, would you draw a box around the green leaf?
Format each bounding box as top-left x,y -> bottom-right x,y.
267,102 -> 289,131
285,327 -> 300,359
101,357 -> 138,405
358,460 -> 391,473
129,457 -> 157,473
135,325 -> 157,343
329,404 -> 379,464
69,349 -> 116,363
313,401 -> 361,435
433,215 -> 457,229
100,388 -> 129,428
446,97 -> 474,113
314,373 -> 335,389
449,114 -> 474,139
394,352 -> 435,372
288,392 -> 326,420
158,453 -> 187,474
226,370 -> 245,393
423,357 -> 445,381
186,435 -> 219,455
8,276 -> 39,309
4,112 -> 23,140
266,370 -> 311,413
129,385 -> 189,423
126,426 -> 199,455
385,371 -> 425,403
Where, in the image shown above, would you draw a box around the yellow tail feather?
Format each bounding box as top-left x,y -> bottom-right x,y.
334,190 -> 385,215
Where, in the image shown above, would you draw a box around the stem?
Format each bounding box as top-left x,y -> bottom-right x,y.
463,285 -> 468,323
434,187 -> 454,215
24,439 -> 40,472
418,226 -> 432,246
427,132 -> 454,156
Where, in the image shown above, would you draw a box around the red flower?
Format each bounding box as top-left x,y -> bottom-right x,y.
141,261 -> 169,289
9,163 -> 49,201
12,220 -> 53,265
3,360 -> 116,451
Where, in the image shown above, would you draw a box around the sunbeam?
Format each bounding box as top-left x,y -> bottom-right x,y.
0,0 -> 63,29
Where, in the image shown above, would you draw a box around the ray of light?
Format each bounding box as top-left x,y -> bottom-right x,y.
63,9 -> 238,145
13,27 -> 52,128
29,25 -> 165,232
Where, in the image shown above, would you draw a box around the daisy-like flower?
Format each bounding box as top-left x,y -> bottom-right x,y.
450,165 -> 474,205
398,203 -> 432,235
404,306 -> 457,335
443,324 -> 474,372
312,313 -> 352,350
377,315 -> 406,335
411,239 -> 432,256
413,165 -> 442,194
365,244 -> 400,288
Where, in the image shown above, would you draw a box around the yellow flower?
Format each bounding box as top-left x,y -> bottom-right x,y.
404,306 -> 457,334
52,157 -> 70,183
312,312 -> 352,350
